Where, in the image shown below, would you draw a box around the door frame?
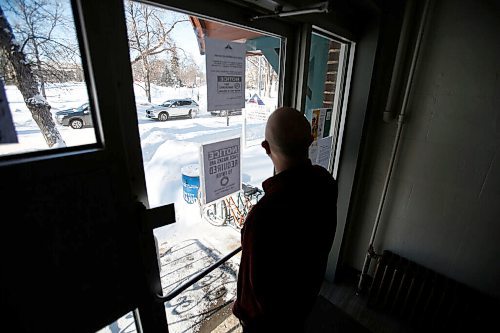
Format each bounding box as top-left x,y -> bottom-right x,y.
0,0 -> 379,331
83,0 -> 301,331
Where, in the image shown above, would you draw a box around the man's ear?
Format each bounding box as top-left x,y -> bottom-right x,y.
261,140 -> 271,155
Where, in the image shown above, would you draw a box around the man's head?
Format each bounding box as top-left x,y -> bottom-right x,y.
261,107 -> 313,172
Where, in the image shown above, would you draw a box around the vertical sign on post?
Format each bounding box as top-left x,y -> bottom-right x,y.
200,137 -> 241,204
205,38 -> 246,112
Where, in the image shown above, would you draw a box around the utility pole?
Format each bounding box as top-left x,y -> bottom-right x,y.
258,55 -> 262,97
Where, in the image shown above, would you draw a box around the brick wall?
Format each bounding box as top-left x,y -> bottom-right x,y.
323,42 -> 341,108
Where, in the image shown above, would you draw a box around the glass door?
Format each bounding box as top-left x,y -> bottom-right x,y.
121,1 -> 285,331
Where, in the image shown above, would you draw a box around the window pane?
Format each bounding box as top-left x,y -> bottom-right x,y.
124,3 -> 280,220
305,33 -> 343,122
0,0 -> 98,157
305,33 -> 347,173
124,1 -> 281,330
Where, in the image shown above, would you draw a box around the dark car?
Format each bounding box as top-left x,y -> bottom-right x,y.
55,103 -> 93,129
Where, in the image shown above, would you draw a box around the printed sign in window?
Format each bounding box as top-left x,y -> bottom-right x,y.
309,108 -> 334,170
205,38 -> 246,111
201,137 -> 241,204
217,76 -> 242,94
310,108 -> 332,141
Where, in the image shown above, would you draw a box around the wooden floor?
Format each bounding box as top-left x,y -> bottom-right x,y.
318,271 -> 420,333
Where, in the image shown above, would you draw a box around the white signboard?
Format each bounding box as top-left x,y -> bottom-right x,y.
246,104 -> 269,122
309,136 -> 334,170
205,38 -> 246,112
0,82 -> 18,144
309,108 -> 335,170
316,136 -> 334,169
201,137 -> 241,204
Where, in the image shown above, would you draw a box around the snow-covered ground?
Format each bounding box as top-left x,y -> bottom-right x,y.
3,82 -> 277,333
1,83 -> 96,154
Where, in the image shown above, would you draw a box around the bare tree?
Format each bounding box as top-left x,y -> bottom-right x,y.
169,46 -> 180,86
6,0 -> 80,99
0,5 -> 65,147
125,0 -> 187,102
265,60 -> 277,98
246,54 -> 277,98
0,48 -> 16,84
178,54 -> 201,88
246,56 -> 258,90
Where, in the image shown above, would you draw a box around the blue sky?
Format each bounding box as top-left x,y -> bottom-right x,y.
169,14 -> 206,68
4,0 -> 205,68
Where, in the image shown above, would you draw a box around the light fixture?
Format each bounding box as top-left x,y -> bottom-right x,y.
250,1 -> 330,21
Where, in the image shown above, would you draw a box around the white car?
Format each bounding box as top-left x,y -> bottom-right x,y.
146,98 -> 199,121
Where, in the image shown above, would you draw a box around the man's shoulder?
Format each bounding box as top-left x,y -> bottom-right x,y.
311,164 -> 336,180
306,165 -> 337,189
249,194 -> 273,214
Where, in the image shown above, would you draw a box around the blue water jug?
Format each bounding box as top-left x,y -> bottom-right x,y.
181,164 -> 200,204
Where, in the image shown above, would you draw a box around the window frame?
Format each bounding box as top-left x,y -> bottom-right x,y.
0,0 -> 369,331
116,1 -> 300,331
0,0 -> 105,165
308,27 -> 355,178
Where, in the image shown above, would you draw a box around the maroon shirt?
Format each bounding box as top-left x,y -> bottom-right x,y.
233,160 -> 337,327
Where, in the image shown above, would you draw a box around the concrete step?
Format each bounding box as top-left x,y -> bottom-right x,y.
197,301 -> 242,333
210,313 -> 242,333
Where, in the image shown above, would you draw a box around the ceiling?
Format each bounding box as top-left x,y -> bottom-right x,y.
189,16 -> 265,54
230,0 -> 331,15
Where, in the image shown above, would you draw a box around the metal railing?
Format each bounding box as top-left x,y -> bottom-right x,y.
156,246 -> 242,302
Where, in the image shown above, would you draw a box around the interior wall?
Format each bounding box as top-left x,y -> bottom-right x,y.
343,0 -> 500,297
325,12 -> 380,281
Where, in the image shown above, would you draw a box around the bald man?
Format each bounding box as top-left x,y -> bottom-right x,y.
233,107 -> 338,332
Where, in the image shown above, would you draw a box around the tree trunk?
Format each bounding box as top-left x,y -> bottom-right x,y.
265,62 -> 272,98
33,42 -> 46,99
142,56 -> 152,102
0,6 -> 65,148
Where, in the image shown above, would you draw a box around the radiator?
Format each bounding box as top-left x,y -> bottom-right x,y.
367,250 -> 497,331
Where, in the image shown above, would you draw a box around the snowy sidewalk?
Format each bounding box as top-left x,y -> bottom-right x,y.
159,235 -> 241,332
154,196 -> 243,333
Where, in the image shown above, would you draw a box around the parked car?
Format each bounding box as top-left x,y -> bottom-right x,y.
146,98 -> 199,121
210,109 -> 242,117
55,103 -> 93,129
